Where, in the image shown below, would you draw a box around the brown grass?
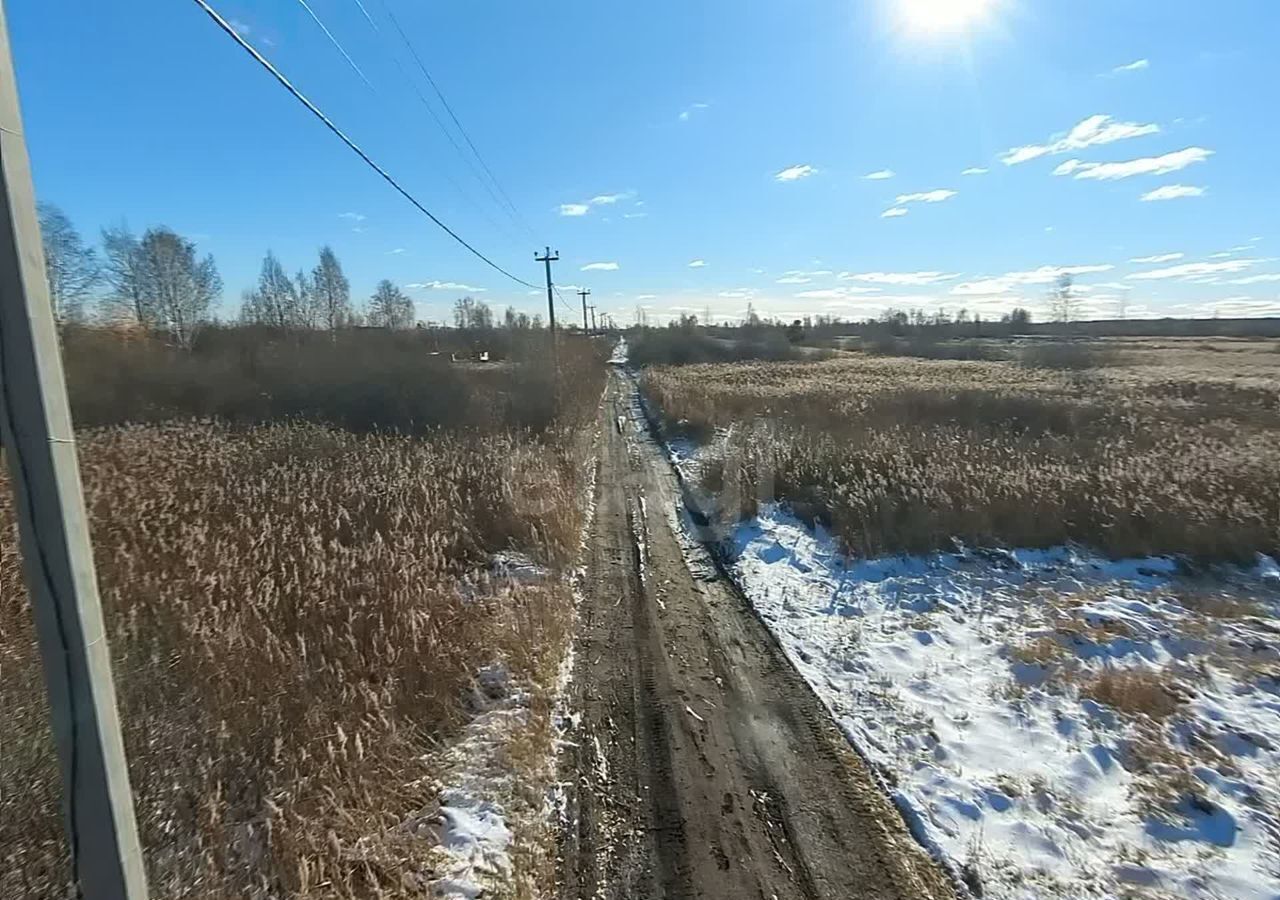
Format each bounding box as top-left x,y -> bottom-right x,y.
641,348 -> 1280,561
1076,667 -> 1185,721
1,338 -> 606,897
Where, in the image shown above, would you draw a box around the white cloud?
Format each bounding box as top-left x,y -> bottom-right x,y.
637,294 -> 658,300
952,264 -> 1115,295
590,191 -> 635,206
387,247 -> 406,255
718,288 -> 755,299
1209,251 -> 1232,259
896,189 -> 957,204
581,262 -> 619,271
622,212 -> 648,219
961,167 -> 989,176
777,275 -> 811,284
1054,146 -> 1213,180
864,169 -> 895,180
678,102 -> 710,122
338,211 -> 365,222
1130,252 -> 1183,263
229,18 -> 251,36
688,259 -> 706,268
1001,114 -> 1160,165
559,203 -> 590,217
840,271 -> 958,286
1110,59 -> 1150,74
1127,259 -> 1257,280
1228,273 -> 1280,285
1140,184 -> 1205,201
775,164 -> 816,182
882,207 -> 909,218
407,280 -> 487,292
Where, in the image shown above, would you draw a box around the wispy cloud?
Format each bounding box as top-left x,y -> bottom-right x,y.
581,262 -> 620,271
407,280 -> 487,292
688,259 -> 706,268
637,294 -> 658,300
387,247 -> 406,255
775,164 -> 816,182
590,191 -> 636,206
863,169 -> 895,180
678,102 -> 710,122
1001,114 -> 1160,166
559,203 -> 590,217
229,18 -> 252,36
952,264 -> 1114,295
1108,58 -> 1150,75
1228,273 -> 1280,285
777,275 -> 811,284
961,167 -> 989,176
718,288 -> 755,299
1140,184 -> 1205,201
881,207 -> 909,218
622,212 -> 648,219
1130,252 -> 1183,263
1054,146 -> 1213,180
1127,259 -> 1257,280
775,269 -> 834,285
896,189 -> 957,204
338,211 -> 366,222
840,271 -> 958,286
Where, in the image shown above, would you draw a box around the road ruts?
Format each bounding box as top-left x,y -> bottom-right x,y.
557,367 -> 957,900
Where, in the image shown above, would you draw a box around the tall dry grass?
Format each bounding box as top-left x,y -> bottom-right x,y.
2,334 -> 607,897
642,350 -> 1280,561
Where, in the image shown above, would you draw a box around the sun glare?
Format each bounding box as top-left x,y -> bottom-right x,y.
900,0 -> 993,32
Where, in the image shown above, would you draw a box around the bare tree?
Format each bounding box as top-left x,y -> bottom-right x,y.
311,246 -> 352,330
452,296 -> 493,330
100,224 -> 149,325
240,251 -> 299,328
37,202 -> 99,323
134,227 -> 221,348
367,279 -> 414,329
1050,274 -> 1075,325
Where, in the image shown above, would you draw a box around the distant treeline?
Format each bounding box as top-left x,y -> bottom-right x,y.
37,203 -> 556,347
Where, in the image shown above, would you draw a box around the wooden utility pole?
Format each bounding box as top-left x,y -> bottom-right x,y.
535,246 -> 559,334
0,2 -> 149,897
577,287 -> 591,332
590,304 -> 597,333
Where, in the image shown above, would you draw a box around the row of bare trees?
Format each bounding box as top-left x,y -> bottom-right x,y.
40,204 -> 221,347
38,204 -> 430,346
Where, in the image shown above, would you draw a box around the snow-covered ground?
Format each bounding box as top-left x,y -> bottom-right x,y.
723,506 -> 1280,899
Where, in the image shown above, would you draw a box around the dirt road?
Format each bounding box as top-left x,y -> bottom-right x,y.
557,369 -> 957,900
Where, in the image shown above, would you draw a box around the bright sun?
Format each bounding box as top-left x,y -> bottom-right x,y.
900,0 -> 993,32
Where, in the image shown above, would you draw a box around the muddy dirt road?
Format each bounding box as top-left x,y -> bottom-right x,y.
557,370 -> 956,900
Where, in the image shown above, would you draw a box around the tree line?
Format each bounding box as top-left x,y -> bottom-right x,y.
36,203 -> 540,347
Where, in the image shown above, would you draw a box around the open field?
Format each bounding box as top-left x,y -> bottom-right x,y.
642,338 -> 1280,562
639,337 -> 1280,898
1,330 -> 606,899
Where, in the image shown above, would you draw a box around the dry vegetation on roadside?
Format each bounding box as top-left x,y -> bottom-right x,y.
641,339 -> 1280,561
1,331 -> 606,898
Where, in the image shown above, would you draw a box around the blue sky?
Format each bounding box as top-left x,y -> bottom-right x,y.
9,0 -> 1280,324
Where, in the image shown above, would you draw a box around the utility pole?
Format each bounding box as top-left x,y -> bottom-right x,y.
535,246 -> 559,335
578,287 -> 591,332
0,2 -> 149,897
590,305 -> 597,333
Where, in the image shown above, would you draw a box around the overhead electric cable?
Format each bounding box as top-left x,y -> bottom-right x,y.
191,0 -> 540,289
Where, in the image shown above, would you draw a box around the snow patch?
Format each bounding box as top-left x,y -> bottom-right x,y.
724,505 -> 1280,900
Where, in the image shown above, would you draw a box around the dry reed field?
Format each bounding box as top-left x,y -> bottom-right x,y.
641,339 -> 1280,561
1,336 -> 605,898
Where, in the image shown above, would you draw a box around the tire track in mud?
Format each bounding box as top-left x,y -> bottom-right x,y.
557,369 -> 957,900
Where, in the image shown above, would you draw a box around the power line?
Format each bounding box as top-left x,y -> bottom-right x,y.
191,0 -> 540,290
343,0 -> 525,247
294,0 -> 373,89
371,0 -> 536,240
